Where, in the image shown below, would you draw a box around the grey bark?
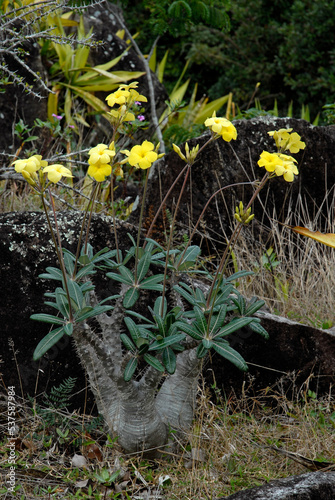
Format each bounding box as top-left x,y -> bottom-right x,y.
72,298 -> 201,455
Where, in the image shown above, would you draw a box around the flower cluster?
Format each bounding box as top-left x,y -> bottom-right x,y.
106,82 -> 147,123
258,128 -> 305,182
87,143 -> 116,182
13,155 -> 47,182
234,201 -> 255,225
13,155 -> 72,186
205,112 -> 237,142
268,128 -> 306,154
172,142 -> 199,165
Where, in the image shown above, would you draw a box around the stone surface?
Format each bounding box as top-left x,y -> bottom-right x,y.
1,211 -> 335,411
144,117 -> 335,251
0,211 -> 138,410
220,471 -> 335,500
208,310 -> 335,398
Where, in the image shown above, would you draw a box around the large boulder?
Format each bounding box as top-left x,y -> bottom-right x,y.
208,311 -> 335,398
144,117 -> 335,251
0,211 -> 138,410
1,211 -> 335,410
221,471 -> 335,500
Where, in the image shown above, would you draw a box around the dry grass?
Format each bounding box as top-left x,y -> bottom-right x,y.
228,188 -> 335,329
1,377 -> 334,499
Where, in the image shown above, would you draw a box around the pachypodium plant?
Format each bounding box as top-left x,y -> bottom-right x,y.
12,83 -> 306,455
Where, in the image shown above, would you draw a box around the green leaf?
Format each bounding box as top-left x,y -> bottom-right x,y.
107,269 -> 133,285
162,347 -> 176,374
153,296 -> 167,319
67,279 -> 84,309
75,305 -> 113,322
119,266 -> 135,283
75,263 -> 96,280
176,245 -> 201,270
137,252 -> 151,283
209,304 -> 227,335
212,341 -> 248,371
64,322 -> 73,336
143,353 -> 165,372
33,327 -> 65,360
124,317 -> 140,344
39,267 -> 63,281
79,254 -> 91,266
63,249 -> 75,275
245,299 -> 266,316
99,294 -> 120,305
138,339 -> 150,355
174,320 -> 203,340
194,306 -> 208,334
196,343 -> 208,359
120,333 -> 136,353
124,357 -> 138,381
55,288 -> 70,317
230,295 -> 246,315
202,338 -> 213,349
123,287 -> 139,308
30,313 -> 65,325
173,284 -> 196,306
215,317 -> 253,338
248,320 -> 269,339
149,333 -> 185,351
225,270 -> 254,282
80,281 -> 95,294
139,274 -> 165,290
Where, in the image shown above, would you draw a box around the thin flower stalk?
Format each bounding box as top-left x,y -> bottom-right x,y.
206,172 -> 270,313
134,168 -> 151,282
43,189 -> 74,322
161,164 -> 191,315
144,135 -> 215,247
73,182 -> 99,278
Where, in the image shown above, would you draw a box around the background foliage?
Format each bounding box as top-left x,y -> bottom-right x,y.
119,0 -> 335,119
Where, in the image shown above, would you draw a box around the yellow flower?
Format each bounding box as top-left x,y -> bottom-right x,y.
108,106 -> 135,123
106,82 -> 147,108
205,112 -> 237,142
258,151 -> 299,182
87,162 -> 112,182
258,151 -> 284,173
275,154 -> 299,182
106,89 -> 130,107
268,128 -> 292,150
268,129 -> 306,153
88,143 -> 116,165
121,140 -> 158,169
285,132 -> 306,154
13,154 -> 47,175
43,164 -> 73,184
